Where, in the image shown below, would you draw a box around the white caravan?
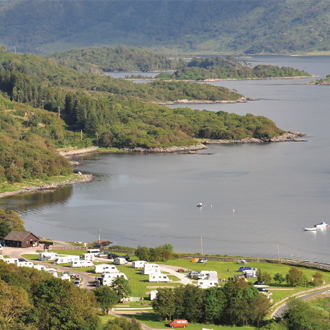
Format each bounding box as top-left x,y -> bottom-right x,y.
70,260 -> 94,268
149,273 -> 170,283
142,263 -> 160,275
132,260 -> 148,268
39,252 -> 59,261
54,255 -> 80,264
81,253 -> 95,261
101,272 -> 128,286
113,257 -> 127,265
94,264 -> 118,273
3,258 -> 18,264
197,279 -> 219,289
17,261 -> 34,268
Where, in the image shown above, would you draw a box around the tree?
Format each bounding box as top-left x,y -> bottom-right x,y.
273,273 -> 284,285
283,298 -> 330,330
258,268 -> 271,284
310,271 -> 323,287
110,277 -> 131,302
0,221 -> 11,240
104,317 -> 142,330
94,286 -> 118,315
135,245 -> 149,261
286,267 -> 304,287
0,209 -> 25,231
152,288 -> 176,321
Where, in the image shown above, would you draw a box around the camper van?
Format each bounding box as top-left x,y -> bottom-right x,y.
113,257 -> 127,265
39,252 -> 59,261
168,320 -> 189,328
70,260 -> 94,268
132,260 -> 148,269
54,255 -> 80,265
149,273 -> 170,283
17,261 -> 34,268
93,264 -> 118,274
142,263 -> 160,275
86,249 -> 100,255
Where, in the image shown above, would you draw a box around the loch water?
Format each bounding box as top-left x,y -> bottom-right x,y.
2,56 -> 330,262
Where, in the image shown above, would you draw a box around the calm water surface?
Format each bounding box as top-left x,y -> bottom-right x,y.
2,56 -> 330,262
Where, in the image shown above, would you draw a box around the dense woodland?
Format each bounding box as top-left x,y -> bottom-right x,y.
46,46 -> 186,73
0,0 -> 329,55
156,56 -> 311,80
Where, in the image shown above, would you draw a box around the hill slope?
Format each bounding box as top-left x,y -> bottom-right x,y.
0,0 -> 330,55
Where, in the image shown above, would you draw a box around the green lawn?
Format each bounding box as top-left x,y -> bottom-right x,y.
21,254 -> 39,261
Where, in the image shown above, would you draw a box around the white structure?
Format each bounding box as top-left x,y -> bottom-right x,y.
3,258 -> 18,264
54,255 -> 80,264
81,253 -> 95,261
142,263 -> 160,275
94,264 -> 118,274
61,273 -> 71,281
17,261 -> 34,268
39,252 -> 59,261
150,290 -> 158,301
86,248 -> 100,255
70,260 -> 93,268
149,273 -> 170,283
0,255 -> 3,260
132,260 -> 148,268
197,279 -> 219,289
45,268 -> 58,277
197,271 -> 218,280
242,269 -> 258,278
113,257 -> 127,265
33,264 -> 46,271
102,272 -> 128,286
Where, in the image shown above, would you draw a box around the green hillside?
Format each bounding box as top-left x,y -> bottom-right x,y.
0,0 -> 330,55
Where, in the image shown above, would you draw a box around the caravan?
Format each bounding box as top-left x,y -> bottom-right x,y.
149,273 -> 170,283
39,252 -> 59,261
197,279 -> 219,289
81,253 -> 95,261
132,260 -> 148,268
101,272 -> 128,286
3,258 -> 18,264
142,263 -> 160,275
94,264 -> 118,273
71,260 -> 94,268
54,255 -> 80,264
113,257 -> 127,265
17,261 -> 34,268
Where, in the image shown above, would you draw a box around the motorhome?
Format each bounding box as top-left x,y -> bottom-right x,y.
113,257 -> 127,265
70,260 -> 94,268
149,273 -> 170,283
54,255 -> 80,265
132,260 -> 148,268
39,252 -> 59,261
142,263 -> 160,275
86,248 -> 100,255
93,264 -> 118,273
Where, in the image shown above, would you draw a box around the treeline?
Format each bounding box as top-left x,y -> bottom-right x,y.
46,46 -> 186,73
156,56 -> 311,80
310,74 -> 330,85
153,279 -> 270,326
0,208 -> 25,240
135,244 -> 173,262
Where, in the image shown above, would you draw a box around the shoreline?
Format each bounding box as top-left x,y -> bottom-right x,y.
125,75 -> 317,82
157,96 -> 257,105
0,174 -> 93,199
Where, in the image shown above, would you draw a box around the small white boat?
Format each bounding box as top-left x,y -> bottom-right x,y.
197,203 -> 202,207
304,227 -> 316,231
315,221 -> 329,229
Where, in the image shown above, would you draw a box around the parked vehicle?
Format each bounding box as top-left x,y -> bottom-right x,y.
80,253 -> 95,261
101,272 -> 128,286
94,264 -> 118,273
39,252 -> 59,261
17,261 -> 34,268
132,260 -> 148,268
197,258 -> 208,263
149,273 -> 170,283
108,253 -> 119,259
142,263 -> 161,275
73,280 -> 80,287
169,319 -> 188,328
54,255 -> 80,264
70,260 -> 93,268
3,258 -> 18,264
62,271 -> 75,278
86,248 -> 100,255
113,257 -> 127,265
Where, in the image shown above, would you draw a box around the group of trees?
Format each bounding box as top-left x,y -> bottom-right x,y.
135,244 -> 173,262
156,56 -> 310,80
0,208 -> 25,240
258,267 -> 324,287
47,46 -> 187,73
153,279 -> 270,326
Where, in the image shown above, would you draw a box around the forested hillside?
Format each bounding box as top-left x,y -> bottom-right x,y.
0,0 -> 330,55
156,56 -> 311,80
46,46 -> 186,73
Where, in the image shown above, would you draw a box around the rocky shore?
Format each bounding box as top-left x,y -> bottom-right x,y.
157,96 -> 259,106
203,131 -> 307,145
124,143 -> 208,153
58,146 -> 98,157
0,174 -> 93,199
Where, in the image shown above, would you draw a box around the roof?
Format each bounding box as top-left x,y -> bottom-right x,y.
237,266 -> 253,272
4,231 -> 39,242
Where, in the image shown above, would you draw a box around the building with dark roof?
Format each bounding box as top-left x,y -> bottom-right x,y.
4,231 -> 39,248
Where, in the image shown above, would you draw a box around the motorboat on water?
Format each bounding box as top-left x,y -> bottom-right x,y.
197,203 -> 202,207
303,227 -> 317,231
315,221 -> 329,229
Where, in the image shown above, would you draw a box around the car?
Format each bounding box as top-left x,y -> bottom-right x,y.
73,280 -> 80,287
121,254 -> 130,261
65,149 -> 69,152
254,281 -> 264,285
257,287 -> 270,294
18,258 -> 26,262
197,258 -> 208,263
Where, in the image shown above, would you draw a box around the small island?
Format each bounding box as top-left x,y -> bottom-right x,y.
309,74 -> 330,85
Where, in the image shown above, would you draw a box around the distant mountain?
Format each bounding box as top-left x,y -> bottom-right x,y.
0,0 -> 330,55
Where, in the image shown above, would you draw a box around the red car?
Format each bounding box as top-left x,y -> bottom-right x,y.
169,320 -> 188,328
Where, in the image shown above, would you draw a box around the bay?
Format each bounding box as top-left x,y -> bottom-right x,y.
2,56 -> 330,263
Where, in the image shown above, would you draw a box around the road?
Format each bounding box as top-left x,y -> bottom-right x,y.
2,246 -> 96,289
273,287 -> 330,318
159,264 -> 193,285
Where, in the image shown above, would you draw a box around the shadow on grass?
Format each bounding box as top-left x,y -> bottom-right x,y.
126,313 -> 169,326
